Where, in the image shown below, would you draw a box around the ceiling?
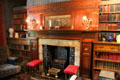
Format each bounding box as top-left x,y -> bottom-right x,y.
0,0 -> 26,5
7,0 -> 26,3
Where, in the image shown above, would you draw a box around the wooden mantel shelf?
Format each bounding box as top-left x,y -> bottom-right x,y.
27,30 -> 98,35
27,30 -> 98,41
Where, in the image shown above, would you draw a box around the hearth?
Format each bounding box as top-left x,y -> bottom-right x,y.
39,39 -> 80,74
43,45 -> 75,74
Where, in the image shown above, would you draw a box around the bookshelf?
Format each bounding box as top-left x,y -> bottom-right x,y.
12,6 -> 27,38
93,41 -> 120,79
99,3 -> 120,31
8,38 -> 38,64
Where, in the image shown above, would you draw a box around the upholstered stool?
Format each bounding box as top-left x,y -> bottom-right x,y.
47,67 -> 60,79
27,59 -> 42,73
64,65 -> 79,80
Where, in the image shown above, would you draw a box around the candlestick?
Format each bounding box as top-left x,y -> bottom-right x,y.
49,20 -> 52,27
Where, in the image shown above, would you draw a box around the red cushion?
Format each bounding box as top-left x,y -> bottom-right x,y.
27,59 -> 42,67
64,65 -> 79,75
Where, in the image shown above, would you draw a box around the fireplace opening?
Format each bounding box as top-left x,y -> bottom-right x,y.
42,45 -> 75,74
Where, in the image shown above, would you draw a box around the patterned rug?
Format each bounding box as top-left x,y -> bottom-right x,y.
1,73 -> 58,80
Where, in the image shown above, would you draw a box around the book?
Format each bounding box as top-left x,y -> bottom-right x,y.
99,14 -> 103,21
117,14 -> 120,21
102,14 -> 108,21
115,4 -> 120,12
99,70 -> 115,80
110,4 -> 114,12
99,5 -> 102,12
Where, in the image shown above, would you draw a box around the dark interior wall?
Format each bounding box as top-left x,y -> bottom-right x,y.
2,0 -> 26,38
0,1 -> 6,46
3,0 -> 13,37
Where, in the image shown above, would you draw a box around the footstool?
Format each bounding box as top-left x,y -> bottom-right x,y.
64,65 -> 79,79
27,59 -> 42,73
47,67 -> 60,78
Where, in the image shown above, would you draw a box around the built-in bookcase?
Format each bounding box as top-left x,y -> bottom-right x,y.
8,38 -> 38,64
12,6 -> 27,38
93,42 -> 120,79
99,3 -> 120,30
12,6 -> 27,31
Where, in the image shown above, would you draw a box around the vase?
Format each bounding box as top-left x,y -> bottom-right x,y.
9,28 -> 14,38
107,33 -> 113,42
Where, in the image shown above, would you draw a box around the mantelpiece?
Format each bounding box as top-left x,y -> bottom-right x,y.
27,30 -> 98,41
27,30 -> 97,79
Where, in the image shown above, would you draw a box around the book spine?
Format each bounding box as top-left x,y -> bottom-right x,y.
110,4 -> 114,12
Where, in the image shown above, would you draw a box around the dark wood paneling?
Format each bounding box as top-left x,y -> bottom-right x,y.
0,2 -> 6,46
80,41 -> 93,79
28,30 -> 98,40
27,0 -> 99,30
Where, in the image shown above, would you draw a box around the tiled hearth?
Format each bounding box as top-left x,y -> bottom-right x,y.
39,39 -> 80,66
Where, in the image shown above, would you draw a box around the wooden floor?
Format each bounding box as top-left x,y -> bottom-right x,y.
1,72 -> 91,80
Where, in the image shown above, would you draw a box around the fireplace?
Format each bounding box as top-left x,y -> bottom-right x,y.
39,38 -> 80,73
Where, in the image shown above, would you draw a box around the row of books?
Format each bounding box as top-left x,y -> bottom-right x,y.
95,61 -> 120,70
99,4 -> 120,12
99,14 -> 120,22
95,53 -> 120,60
10,50 -> 32,58
13,13 -> 26,19
12,19 -> 26,25
14,24 -> 27,31
11,50 -> 31,54
9,44 -> 30,50
99,23 -> 120,30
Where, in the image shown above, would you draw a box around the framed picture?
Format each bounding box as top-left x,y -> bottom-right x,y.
45,15 -> 71,28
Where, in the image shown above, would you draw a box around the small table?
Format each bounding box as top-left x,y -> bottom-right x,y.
47,68 -> 60,78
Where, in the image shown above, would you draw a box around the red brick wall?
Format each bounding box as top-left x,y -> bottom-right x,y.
0,2 -> 6,47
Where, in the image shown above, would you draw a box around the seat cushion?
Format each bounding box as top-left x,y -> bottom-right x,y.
64,65 -> 79,75
0,64 -> 21,78
27,59 -> 42,67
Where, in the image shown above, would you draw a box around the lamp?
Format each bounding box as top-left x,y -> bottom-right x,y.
82,16 -> 92,30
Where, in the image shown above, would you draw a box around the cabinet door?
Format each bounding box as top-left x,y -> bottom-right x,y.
80,42 -> 92,78
81,53 -> 91,76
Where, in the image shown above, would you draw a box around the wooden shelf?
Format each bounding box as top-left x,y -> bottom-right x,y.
98,30 -> 120,32
100,12 -> 120,14
94,58 -> 120,63
9,48 -> 31,52
94,50 -> 120,54
94,67 -> 120,72
99,21 -> 120,23
93,42 -> 120,76
94,41 -> 120,45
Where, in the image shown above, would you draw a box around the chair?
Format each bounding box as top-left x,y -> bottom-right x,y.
0,46 -> 21,78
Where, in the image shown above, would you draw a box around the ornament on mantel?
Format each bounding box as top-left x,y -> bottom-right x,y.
9,28 -> 14,38
71,25 -> 74,30
82,16 -> 92,30
116,34 -> 120,43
